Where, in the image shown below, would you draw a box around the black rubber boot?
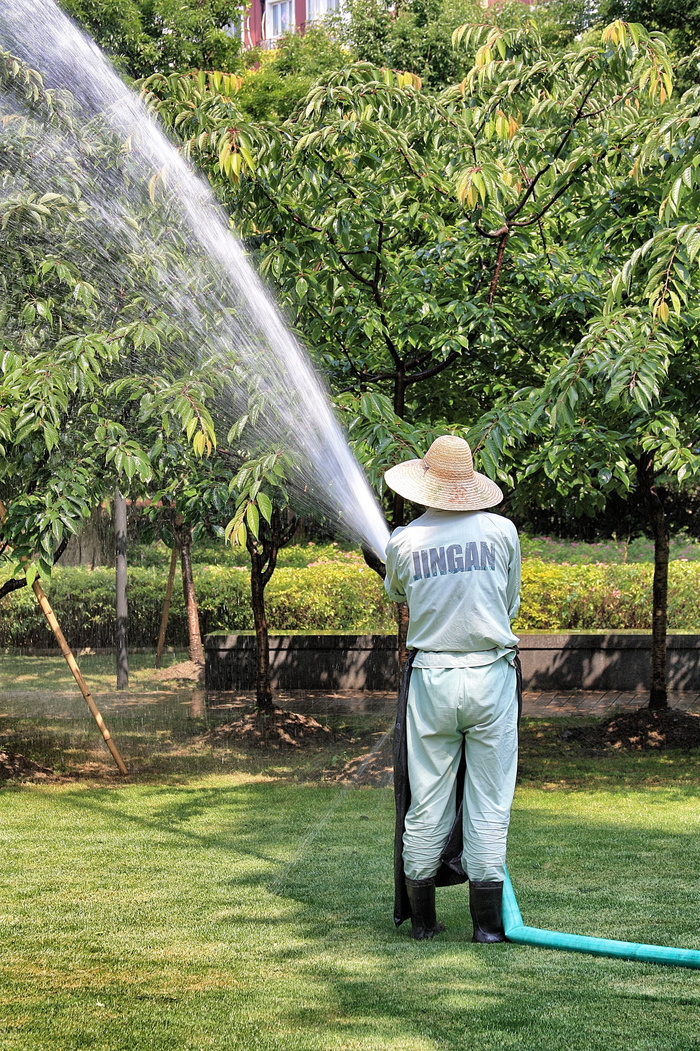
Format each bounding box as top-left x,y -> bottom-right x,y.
469,880 -> 506,943
405,877 -> 445,940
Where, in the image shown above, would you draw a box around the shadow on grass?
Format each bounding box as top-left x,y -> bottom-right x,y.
50,778 -> 700,936
5,779 -> 700,1050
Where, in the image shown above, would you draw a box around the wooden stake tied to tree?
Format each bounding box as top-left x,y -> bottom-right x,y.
175,518 -> 204,666
0,500 -> 128,774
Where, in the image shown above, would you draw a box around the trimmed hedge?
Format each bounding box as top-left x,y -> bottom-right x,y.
0,564 -> 394,649
517,561 -> 697,631
0,559 -> 699,649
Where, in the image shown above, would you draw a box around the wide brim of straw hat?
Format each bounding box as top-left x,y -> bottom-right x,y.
384,436 -> 503,511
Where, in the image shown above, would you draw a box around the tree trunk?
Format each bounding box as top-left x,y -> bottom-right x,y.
393,370 -> 407,419
248,539 -> 275,712
114,491 -> 129,690
177,523 -> 204,665
392,491 -> 405,534
154,541 -> 179,668
637,452 -> 669,711
61,505 -> 114,567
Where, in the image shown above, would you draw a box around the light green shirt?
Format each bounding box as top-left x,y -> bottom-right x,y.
384,508 -> 520,666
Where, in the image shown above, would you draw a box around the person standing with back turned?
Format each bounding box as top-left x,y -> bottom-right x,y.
384,434 -> 521,943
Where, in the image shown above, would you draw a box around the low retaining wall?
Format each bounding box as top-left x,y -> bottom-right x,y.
519,634 -> 700,691
205,633 -> 700,692
205,634 -> 399,691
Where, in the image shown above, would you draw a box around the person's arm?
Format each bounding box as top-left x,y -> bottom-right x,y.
384,537 -> 407,604
506,529 -> 521,621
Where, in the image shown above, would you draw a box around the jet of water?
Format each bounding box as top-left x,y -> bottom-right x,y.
0,0 -> 390,559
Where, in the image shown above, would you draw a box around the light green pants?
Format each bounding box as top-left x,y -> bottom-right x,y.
403,658 -> 518,883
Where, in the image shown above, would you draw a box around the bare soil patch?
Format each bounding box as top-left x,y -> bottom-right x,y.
0,749 -> 52,781
335,745 -> 394,787
561,708 -> 700,751
201,708 -> 333,749
154,660 -> 204,683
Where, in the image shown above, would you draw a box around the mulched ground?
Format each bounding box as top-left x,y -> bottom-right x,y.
200,708 -> 334,749
560,708 -> 700,751
5,701 -> 700,784
0,749 -> 52,781
153,660 -> 204,682
334,746 -> 394,787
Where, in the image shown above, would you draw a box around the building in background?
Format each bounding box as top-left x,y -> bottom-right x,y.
241,0 -> 340,49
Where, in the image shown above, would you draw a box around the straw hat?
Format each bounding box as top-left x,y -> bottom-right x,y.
384,435 -> 503,511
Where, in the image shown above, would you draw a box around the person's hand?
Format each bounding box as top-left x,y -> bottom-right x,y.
361,545 -> 386,579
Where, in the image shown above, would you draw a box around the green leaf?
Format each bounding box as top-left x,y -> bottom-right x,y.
245,502 -> 260,539
257,492 -> 273,523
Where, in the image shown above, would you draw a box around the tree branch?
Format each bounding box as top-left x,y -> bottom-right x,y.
406,348 -> 459,384
512,162 -> 593,228
488,230 -> 510,304
256,181 -> 323,234
0,577 -> 27,601
334,247 -> 376,289
505,76 -> 601,223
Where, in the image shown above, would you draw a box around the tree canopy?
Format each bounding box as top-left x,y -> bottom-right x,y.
337,0 -> 588,90
596,0 -> 700,57
142,21 -> 676,511
58,0 -> 244,79
0,47 -> 220,582
449,20 -> 700,706
140,17 -> 700,705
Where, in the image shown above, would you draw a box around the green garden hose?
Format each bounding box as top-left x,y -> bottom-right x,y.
503,870 -> 700,969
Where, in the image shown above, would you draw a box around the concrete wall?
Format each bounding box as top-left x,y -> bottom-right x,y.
518,634 -> 700,691
205,633 -> 700,692
205,634 -> 399,691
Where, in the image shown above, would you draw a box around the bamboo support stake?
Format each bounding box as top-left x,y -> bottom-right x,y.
32,580 -> 129,775
154,541 -> 178,669
0,498 -> 127,774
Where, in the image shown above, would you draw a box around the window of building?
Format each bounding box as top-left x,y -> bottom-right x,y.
268,0 -> 294,38
306,0 -> 340,22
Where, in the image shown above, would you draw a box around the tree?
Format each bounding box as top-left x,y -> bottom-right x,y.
235,25 -> 353,122
143,22 -> 671,522
224,448 -> 298,711
142,64 -> 529,532
58,0 -> 245,79
337,0 -> 588,90
0,48 -> 218,596
136,413 -> 294,692
2,15 -> 380,719
595,0 -> 700,57
450,20 -> 699,710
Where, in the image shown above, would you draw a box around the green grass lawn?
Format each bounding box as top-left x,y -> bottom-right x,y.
3,655 -> 700,1050
2,775 -> 700,1051
0,650 -> 192,694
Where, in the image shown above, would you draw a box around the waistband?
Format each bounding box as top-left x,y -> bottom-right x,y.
412,647 -> 517,669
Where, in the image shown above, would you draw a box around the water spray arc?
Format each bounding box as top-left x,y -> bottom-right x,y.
0,0 -> 390,560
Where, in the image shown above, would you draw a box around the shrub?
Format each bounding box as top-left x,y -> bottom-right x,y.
0,564 -> 394,648
516,560 -> 700,631
1,560 -> 699,650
